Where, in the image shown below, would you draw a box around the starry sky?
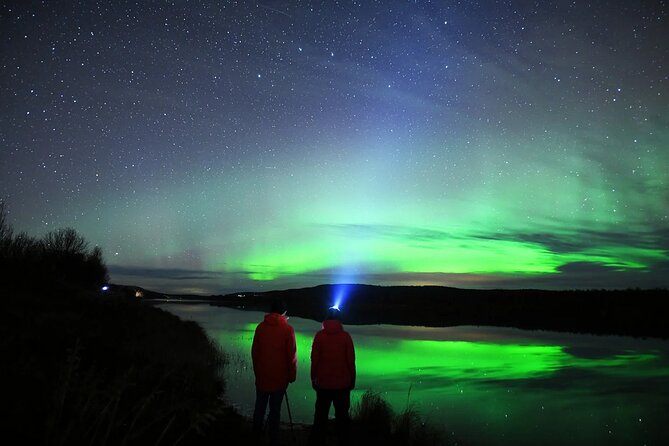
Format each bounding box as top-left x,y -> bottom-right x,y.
1,0 -> 668,295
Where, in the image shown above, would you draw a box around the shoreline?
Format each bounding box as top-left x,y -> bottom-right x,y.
133,282 -> 669,339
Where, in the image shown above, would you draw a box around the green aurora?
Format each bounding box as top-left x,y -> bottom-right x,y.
3,0 -> 668,294
227,226 -> 666,282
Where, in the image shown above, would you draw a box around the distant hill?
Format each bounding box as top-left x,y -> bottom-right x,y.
135,283 -> 669,339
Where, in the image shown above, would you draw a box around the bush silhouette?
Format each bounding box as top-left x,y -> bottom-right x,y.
0,201 -> 109,291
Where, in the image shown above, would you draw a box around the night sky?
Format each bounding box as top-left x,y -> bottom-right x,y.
1,1 -> 668,294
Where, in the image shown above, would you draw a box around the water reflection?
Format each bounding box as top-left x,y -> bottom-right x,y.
159,304 -> 669,446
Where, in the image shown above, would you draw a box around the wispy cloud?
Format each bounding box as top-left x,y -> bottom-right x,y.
472,228 -> 669,253
108,265 -> 222,281
325,222 -> 668,254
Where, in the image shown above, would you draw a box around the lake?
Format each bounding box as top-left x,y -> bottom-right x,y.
158,303 -> 669,445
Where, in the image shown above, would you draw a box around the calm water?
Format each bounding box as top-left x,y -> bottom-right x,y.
159,303 -> 669,446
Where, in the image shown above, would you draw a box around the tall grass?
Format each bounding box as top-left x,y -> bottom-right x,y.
352,390 -> 448,446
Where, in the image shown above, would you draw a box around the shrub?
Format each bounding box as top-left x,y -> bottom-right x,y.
0,202 -> 109,291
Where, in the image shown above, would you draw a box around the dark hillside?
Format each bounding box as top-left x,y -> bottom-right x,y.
212,284 -> 669,338
0,204 -> 246,445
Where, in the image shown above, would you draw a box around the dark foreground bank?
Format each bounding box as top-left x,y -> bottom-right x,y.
1,286 -> 245,444
2,287 -> 449,446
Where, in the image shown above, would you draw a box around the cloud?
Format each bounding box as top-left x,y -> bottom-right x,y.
326,222 -> 668,254
494,261 -> 669,290
325,223 -> 465,243
108,265 -> 222,281
475,228 -> 665,253
292,260 -> 669,291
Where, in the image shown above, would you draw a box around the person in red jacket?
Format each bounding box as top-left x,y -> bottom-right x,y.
251,299 -> 297,446
308,306 -> 356,446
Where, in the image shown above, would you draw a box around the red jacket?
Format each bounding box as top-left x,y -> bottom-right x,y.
311,320 -> 356,390
251,313 -> 297,392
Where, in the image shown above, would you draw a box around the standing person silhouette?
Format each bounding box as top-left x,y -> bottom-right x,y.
308,306 -> 356,446
252,299 -> 297,446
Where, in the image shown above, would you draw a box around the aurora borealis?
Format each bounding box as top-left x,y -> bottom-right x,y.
1,1 -> 667,294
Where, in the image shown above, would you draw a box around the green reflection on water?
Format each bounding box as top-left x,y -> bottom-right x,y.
244,322 -> 662,384
166,306 -> 669,446
362,339 -> 565,381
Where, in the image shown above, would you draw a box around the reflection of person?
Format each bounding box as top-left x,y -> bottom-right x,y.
251,299 -> 297,446
308,307 -> 356,446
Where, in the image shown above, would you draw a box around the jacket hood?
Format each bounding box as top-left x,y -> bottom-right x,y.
264,313 -> 287,326
322,319 -> 343,334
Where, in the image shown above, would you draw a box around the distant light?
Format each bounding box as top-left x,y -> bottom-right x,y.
101,285 -> 109,291
332,283 -> 352,310
330,304 -> 340,311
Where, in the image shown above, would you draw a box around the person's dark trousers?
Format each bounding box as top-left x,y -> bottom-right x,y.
308,389 -> 351,446
253,388 -> 285,445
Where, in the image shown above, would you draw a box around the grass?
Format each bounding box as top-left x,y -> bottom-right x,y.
351,390 -> 447,446
1,287 -> 245,445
